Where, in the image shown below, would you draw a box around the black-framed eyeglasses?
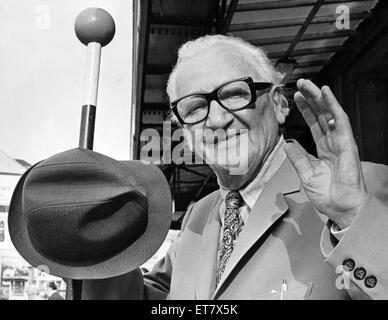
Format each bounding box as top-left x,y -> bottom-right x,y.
170,77 -> 273,125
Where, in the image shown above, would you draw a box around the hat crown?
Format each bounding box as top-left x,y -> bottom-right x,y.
22,149 -> 148,265
9,148 -> 172,279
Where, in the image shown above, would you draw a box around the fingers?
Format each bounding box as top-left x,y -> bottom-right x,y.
284,140 -> 314,182
297,79 -> 327,115
297,79 -> 322,103
321,85 -> 343,118
297,79 -> 332,139
295,79 -> 355,137
296,79 -> 332,133
321,86 -> 351,135
294,91 -> 324,143
295,80 -> 356,155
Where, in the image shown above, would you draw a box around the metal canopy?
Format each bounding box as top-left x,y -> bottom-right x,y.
141,0 -> 380,115
229,0 -> 379,82
139,0 -> 221,220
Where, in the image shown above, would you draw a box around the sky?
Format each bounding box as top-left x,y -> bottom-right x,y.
0,0 -> 133,164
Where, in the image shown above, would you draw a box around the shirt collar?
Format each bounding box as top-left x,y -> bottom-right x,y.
219,135 -> 286,210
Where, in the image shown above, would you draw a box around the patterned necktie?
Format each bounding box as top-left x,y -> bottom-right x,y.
216,191 -> 244,287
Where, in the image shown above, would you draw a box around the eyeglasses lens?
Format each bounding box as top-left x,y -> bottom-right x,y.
176,80 -> 252,124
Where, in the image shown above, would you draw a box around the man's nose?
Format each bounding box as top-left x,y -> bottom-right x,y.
205,100 -> 233,129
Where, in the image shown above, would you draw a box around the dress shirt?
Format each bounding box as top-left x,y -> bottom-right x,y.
218,135 -> 346,249
218,136 -> 287,246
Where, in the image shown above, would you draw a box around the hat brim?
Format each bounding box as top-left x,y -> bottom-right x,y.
9,153 -> 172,279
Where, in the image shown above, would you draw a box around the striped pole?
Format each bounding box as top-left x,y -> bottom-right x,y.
74,7 -> 115,150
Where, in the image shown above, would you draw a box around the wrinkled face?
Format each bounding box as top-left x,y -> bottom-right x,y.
171,45 -> 283,178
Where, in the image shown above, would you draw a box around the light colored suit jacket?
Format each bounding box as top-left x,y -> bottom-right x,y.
75,157 -> 388,300
142,158 -> 388,300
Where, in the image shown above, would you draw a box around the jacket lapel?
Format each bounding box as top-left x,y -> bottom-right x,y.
195,195 -> 222,300
212,157 -> 301,298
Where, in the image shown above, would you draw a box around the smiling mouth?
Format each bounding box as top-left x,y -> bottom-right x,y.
203,132 -> 241,145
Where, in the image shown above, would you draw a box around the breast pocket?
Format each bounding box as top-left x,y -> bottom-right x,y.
246,282 -> 314,300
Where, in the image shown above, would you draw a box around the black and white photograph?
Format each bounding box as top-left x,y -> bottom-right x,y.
1,0 -> 388,307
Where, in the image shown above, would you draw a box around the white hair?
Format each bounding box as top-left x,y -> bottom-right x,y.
166,34 -> 288,123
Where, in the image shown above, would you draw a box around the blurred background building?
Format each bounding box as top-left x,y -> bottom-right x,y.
0,150 -> 65,299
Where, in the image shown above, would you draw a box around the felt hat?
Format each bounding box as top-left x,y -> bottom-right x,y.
8,148 -> 172,279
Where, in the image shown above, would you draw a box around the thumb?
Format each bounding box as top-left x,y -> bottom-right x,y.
284,139 -> 313,182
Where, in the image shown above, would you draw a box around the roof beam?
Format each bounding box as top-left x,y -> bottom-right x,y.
284,0 -> 325,58
297,59 -> 327,68
133,0 -> 152,160
236,0 -> 376,12
249,30 -> 354,46
150,14 -> 206,27
289,71 -> 317,81
221,0 -> 240,34
318,0 -> 388,77
230,11 -> 370,31
142,102 -> 169,110
268,45 -> 343,59
150,25 -> 204,37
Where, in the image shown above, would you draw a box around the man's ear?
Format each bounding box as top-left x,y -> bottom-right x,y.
269,85 -> 289,125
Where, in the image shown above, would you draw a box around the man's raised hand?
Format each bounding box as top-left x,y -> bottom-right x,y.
285,79 -> 367,229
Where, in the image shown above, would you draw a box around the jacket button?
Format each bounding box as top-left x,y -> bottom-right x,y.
354,267 -> 367,280
343,258 -> 355,271
365,275 -> 377,288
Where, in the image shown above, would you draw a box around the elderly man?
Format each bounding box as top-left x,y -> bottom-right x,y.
79,35 -> 388,300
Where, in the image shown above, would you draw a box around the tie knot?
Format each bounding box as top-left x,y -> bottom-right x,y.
225,191 -> 242,209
